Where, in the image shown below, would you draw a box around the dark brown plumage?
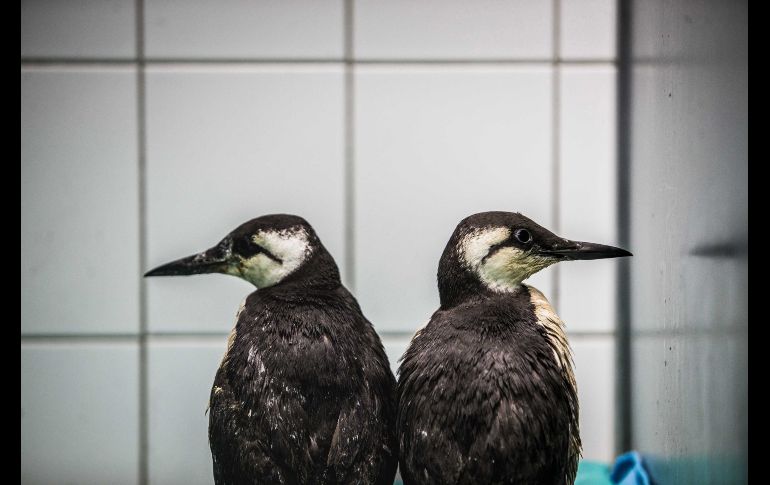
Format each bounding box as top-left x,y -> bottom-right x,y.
397,211 -> 631,485
147,214 -> 397,484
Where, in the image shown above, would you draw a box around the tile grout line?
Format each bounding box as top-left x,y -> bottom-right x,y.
135,0 -> 149,483
550,0 -> 562,312
20,58 -> 619,67
343,0 -> 356,290
21,334 -> 142,343
616,0 -> 633,456
20,329 -> 616,343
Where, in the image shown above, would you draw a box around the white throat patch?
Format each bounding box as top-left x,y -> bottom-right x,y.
526,285 -> 574,374
459,227 -> 554,292
238,227 -> 312,288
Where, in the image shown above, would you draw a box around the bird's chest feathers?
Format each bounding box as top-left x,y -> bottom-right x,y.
410,289 -> 575,409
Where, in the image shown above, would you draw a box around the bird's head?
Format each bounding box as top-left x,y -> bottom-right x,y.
438,211 -> 632,307
145,214 -> 338,288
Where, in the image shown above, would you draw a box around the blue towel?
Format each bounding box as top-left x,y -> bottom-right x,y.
610,451 -> 654,485
394,460 -> 615,485
392,453 -> 653,485
575,460 -> 612,484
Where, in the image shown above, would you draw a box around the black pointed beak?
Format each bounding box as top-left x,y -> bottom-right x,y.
539,240 -> 633,261
145,238 -> 233,277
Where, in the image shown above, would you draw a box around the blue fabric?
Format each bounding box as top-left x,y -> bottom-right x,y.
392,454 -> 655,485
394,460 -> 614,485
610,451 -> 654,485
575,460 -> 612,484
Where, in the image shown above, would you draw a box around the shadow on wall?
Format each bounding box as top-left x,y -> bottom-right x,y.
625,0 -> 748,483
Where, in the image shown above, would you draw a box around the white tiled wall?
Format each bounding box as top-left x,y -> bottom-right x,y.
558,66 -> 618,333
21,342 -> 140,485
145,65 -> 346,333
21,0 -> 136,58
21,1 -> 618,482
560,0 -> 617,59
21,67 -> 140,335
147,339 -> 227,483
145,0 -> 344,59
355,65 -> 554,329
354,0 -> 553,59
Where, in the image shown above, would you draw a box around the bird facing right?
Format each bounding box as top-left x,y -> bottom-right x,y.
396,211 -> 632,485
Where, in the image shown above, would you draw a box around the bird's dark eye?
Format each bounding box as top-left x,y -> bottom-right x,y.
514,229 -> 532,244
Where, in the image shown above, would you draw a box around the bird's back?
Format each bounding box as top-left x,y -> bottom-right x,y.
209,285 -> 398,484
397,285 -> 580,485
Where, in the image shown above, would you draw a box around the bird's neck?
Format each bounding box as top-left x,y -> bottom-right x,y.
438,267 -> 526,309
265,249 -> 342,294
440,284 -> 527,310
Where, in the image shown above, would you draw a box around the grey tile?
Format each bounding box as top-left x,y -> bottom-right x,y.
145,0 -> 344,59
21,67 -> 140,335
21,0 -> 136,58
21,342 -> 139,485
560,259 -> 618,332
571,335 -> 615,462
148,339 -> 228,484
631,334 -> 747,482
355,0 -> 552,59
146,65 -> 345,333
355,66 -> 554,331
558,66 -> 617,332
559,66 -> 616,243
560,0 -> 617,59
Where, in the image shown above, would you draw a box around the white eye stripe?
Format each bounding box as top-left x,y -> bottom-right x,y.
252,228 -> 311,262
459,227 -> 511,269
459,226 -> 553,292
238,227 -> 313,288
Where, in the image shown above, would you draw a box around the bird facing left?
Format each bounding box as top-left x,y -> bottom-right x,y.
145,214 -> 398,485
